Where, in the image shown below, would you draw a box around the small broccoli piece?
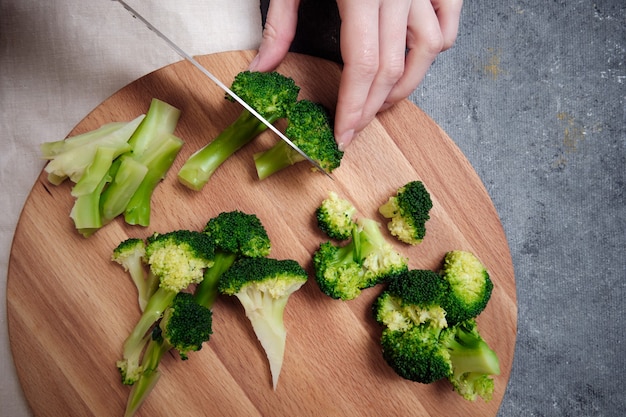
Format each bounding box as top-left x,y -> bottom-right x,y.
313,217 -> 408,300
112,238 -> 158,311
178,71 -> 300,190
439,319 -> 501,401
117,230 -> 215,385
373,269 -> 449,331
194,210 -> 272,308
42,115 -> 144,184
124,292 -> 213,417
315,191 -> 358,240
379,180 -> 433,245
440,250 -> 493,326
218,257 -> 308,389
253,100 -> 343,179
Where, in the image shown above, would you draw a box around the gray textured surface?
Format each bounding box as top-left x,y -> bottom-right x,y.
416,1 -> 625,415
280,0 -> 625,415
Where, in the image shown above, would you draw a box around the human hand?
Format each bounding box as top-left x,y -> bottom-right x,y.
249,0 -> 463,150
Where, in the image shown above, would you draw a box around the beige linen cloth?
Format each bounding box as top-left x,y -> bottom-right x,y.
0,1 -> 262,415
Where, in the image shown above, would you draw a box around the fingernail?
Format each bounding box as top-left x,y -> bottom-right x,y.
248,54 -> 260,71
337,129 -> 354,151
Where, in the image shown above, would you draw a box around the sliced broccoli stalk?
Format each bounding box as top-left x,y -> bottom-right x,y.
315,191 -> 358,240
43,115 -> 144,184
99,156 -> 149,226
440,319 -> 500,402
195,211 -> 271,308
69,146 -> 117,237
124,292 -> 212,417
40,122 -> 127,159
253,100 -> 343,180
379,180 -> 433,245
123,133 -> 183,226
112,238 -> 151,311
440,250 -> 493,325
178,71 -> 300,191
126,98 -> 181,159
218,257 -> 307,389
313,218 -> 408,301
117,231 -> 215,385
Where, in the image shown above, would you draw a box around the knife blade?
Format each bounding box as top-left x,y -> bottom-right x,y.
112,0 -> 333,179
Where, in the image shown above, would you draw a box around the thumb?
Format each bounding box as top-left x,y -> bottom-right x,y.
249,0 -> 301,72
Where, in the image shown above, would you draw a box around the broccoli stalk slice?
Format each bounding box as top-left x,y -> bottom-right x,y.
112,238 -> 150,311
40,122 -> 127,159
194,251 -> 238,309
69,147 -> 116,237
126,98 -> 181,158
123,134 -> 184,226
253,139 -> 304,180
100,156 -> 149,226
178,110 -> 272,190
43,115 -> 144,184
234,284 -> 293,390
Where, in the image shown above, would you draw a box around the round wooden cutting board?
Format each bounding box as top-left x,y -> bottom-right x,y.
7,50 -> 517,417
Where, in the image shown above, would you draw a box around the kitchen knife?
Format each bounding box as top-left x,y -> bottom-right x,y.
112,0 -> 333,178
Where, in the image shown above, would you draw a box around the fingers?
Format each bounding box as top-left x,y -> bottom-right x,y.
432,0 -> 464,51
249,0 -> 301,72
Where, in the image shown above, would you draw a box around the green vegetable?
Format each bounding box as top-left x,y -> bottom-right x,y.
116,230 -> 215,385
194,210 -> 272,308
379,180 -> 433,245
124,292 -> 213,417
112,238 -> 157,312
372,256 -> 499,402
315,191 -> 358,240
440,250 -> 493,326
178,71 -> 300,190
313,217 -> 408,300
253,100 -> 343,179
218,256 -> 308,389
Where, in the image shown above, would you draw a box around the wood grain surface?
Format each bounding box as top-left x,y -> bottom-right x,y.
7,50 -> 517,417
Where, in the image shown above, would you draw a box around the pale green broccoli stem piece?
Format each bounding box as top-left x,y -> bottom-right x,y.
126,99 -> 181,158
69,147 -> 117,237
123,336 -> 167,417
123,134 -> 183,226
253,140 -> 303,180
43,115 -> 144,184
178,110 -> 270,191
40,122 -> 127,159
100,157 -> 149,225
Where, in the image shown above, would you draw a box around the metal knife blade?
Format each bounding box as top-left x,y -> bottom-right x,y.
112,0 -> 333,179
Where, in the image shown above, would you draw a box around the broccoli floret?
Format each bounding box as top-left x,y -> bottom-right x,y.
218,257 -> 308,389
315,191 -> 358,240
117,230 -> 215,385
253,100 -> 343,179
124,292 -> 213,417
440,250 -> 493,326
313,218 -> 408,300
373,269 -> 449,331
379,180 -> 433,245
112,237 -> 159,312
178,71 -> 300,190
439,319 -> 501,401
194,210 -> 272,308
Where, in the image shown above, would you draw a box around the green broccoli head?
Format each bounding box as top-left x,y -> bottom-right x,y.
379,180 -> 433,245
253,100 -> 343,179
218,257 -> 307,389
203,210 -> 271,258
313,218 -> 408,301
380,326 -> 451,384
374,269 -> 449,331
439,319 -> 500,401
315,191 -> 358,240
229,71 -> 300,121
145,230 -> 215,293
440,250 -> 493,325
155,292 -> 213,360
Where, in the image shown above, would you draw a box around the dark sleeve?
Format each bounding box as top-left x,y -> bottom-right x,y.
260,0 -> 342,64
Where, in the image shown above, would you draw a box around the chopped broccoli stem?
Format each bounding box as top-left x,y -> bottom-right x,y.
100,156 -> 149,225
123,337 -> 164,417
126,99 -> 181,158
40,122 -> 127,159
178,110 -> 270,190
123,134 -> 183,226
112,238 -> 149,311
253,139 -> 302,180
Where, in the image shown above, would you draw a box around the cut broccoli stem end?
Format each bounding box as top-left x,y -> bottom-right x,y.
123,337 -> 168,417
178,110 -> 271,191
127,98 -> 181,158
253,140 -> 304,180
100,157 -> 149,225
